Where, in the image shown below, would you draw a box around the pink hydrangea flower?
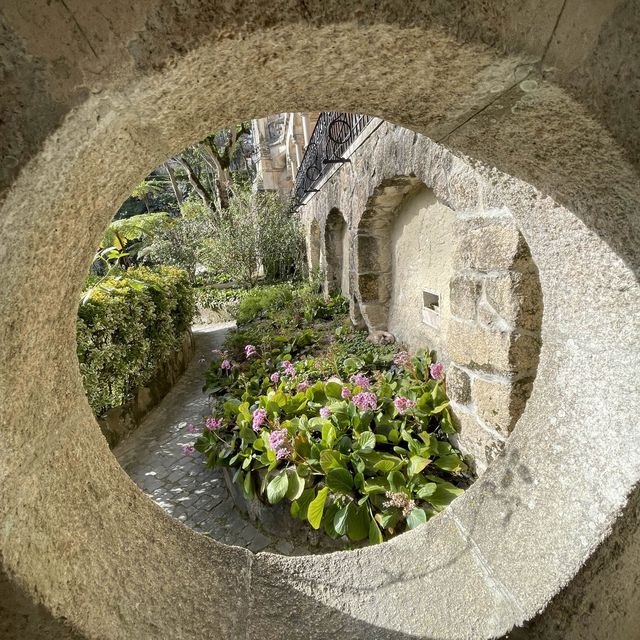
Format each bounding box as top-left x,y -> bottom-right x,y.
269,428 -> 292,460
220,359 -> 232,370
341,386 -> 352,399
350,373 -> 371,389
187,423 -> 198,433
353,391 -> 378,411
393,396 -> 416,415
205,417 -> 224,430
280,360 -> 296,377
393,351 -> 411,367
270,372 -> 280,384
182,443 -> 195,455
296,380 -> 311,393
320,407 -> 332,419
252,408 -> 268,432
429,362 -> 445,380
244,344 -> 257,358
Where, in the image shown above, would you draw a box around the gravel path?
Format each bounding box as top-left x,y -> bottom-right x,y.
113,323 -> 307,555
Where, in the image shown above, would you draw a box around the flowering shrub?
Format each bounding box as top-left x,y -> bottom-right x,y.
195,334 -> 468,544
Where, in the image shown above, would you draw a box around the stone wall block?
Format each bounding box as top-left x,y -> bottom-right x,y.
449,274 -> 481,320
357,272 -> 391,304
484,270 -> 543,332
474,377 -> 534,435
448,319 -> 540,374
446,364 -> 472,405
450,411 -> 504,476
455,219 -> 527,272
359,303 -> 388,331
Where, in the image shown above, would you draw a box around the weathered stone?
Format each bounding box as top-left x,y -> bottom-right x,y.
472,377 -> 534,435
484,270 -> 543,332
449,411 -> 504,475
357,272 -> 391,303
356,233 -> 388,273
446,364 -> 472,406
450,274 -> 481,320
448,319 -> 541,374
455,219 -> 529,272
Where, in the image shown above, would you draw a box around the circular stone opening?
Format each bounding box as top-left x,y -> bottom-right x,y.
2,9 -> 639,640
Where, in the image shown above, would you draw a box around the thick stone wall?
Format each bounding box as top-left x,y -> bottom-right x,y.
1,2 -> 639,639
299,123 -> 543,473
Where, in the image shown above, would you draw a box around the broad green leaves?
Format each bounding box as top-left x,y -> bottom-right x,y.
266,470 -> 288,504
307,487 -> 329,529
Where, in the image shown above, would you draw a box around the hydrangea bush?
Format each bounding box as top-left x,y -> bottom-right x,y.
193,331 -> 469,544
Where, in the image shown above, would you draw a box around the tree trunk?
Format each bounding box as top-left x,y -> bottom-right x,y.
164,162 -> 183,207
174,156 -> 214,209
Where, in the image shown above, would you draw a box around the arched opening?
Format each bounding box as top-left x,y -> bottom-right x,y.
308,219 -> 321,273
1,5 -> 639,640
324,208 -> 348,296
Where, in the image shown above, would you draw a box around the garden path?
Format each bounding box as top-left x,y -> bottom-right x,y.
113,322 -> 308,555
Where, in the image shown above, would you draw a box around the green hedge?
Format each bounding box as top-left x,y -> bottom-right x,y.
77,266 -> 195,416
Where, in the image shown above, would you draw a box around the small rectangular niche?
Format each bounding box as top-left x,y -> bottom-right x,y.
422,289 -> 440,329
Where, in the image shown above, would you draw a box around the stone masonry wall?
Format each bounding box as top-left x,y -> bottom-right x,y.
299,122 -> 543,474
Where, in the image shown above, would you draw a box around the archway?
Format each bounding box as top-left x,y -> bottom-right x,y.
1,3 -> 639,640
323,208 -> 348,296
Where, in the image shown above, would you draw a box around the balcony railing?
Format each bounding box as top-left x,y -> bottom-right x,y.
292,112 -> 373,208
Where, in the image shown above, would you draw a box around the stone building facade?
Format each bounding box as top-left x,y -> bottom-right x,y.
299,120 -> 543,474
252,112 -> 318,198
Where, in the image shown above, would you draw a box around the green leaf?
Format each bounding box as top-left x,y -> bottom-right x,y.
307,487 -> 329,529
319,449 -> 346,473
357,431 -> 376,453
406,507 -> 427,529
321,422 -> 337,447
364,478 -> 389,495
408,455 -> 431,476
266,470 -> 289,504
326,468 -> 354,494
333,503 -> 351,535
285,468 -> 305,500
325,381 -> 343,399
346,503 -> 370,541
291,487 -> 314,519
434,454 -> 464,472
387,470 -> 405,492
243,470 -> 254,498
368,516 -> 384,544
416,482 -> 437,499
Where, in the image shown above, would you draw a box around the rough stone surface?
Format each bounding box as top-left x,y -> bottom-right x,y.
1,2 -> 639,639
446,364 -> 472,406
450,274 -> 482,321
473,377 -> 534,435
450,410 -> 505,474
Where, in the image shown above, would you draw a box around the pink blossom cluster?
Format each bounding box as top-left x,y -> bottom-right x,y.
252,408 -> 268,433
393,351 -> 411,368
270,372 -> 280,384
205,417 -> 224,430
319,407 -> 332,419
268,428 -> 291,460
393,396 -> 416,415
182,443 -> 195,455
341,386 -> 352,399
352,391 -> 377,412
244,344 -> 257,358
429,362 -> 445,380
296,380 -> 311,393
187,423 -> 199,433
350,373 -> 371,389
220,359 -> 232,370
280,360 -> 296,377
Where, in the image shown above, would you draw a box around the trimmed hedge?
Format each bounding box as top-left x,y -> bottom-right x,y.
77,266 -> 195,416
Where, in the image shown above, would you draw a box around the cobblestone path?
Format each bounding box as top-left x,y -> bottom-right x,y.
113,323 -> 307,555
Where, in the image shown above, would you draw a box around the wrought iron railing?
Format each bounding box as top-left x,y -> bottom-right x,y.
292,112 -> 373,208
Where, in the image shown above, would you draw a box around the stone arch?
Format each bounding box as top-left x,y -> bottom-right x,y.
356,176 -> 423,331
323,208 -> 348,296
0,3 -> 639,640
308,218 -> 321,273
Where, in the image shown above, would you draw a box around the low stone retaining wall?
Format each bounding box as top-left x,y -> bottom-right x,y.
222,469 -> 345,552
97,330 -> 195,448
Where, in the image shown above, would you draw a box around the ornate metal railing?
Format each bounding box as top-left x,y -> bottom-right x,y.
292,112 -> 373,208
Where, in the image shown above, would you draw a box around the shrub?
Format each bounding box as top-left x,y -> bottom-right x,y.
77,266 -> 194,415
